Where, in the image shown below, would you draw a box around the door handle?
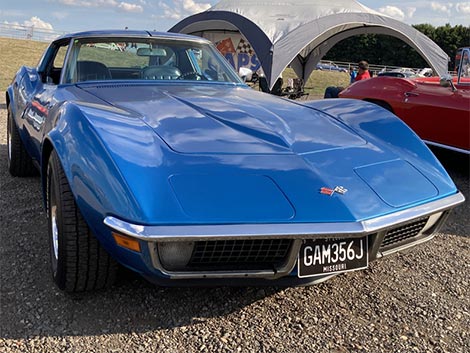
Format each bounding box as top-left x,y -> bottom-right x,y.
404,92 -> 419,97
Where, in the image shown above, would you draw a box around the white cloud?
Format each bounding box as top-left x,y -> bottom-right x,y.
406,7 -> 417,19
118,2 -> 143,12
3,20 -> 21,28
378,5 -> 405,21
430,2 -> 452,14
181,0 -> 211,14
6,16 -> 54,30
455,2 -> 470,14
24,16 -> 54,30
58,0 -> 95,6
158,0 -> 211,20
158,2 -> 182,19
58,0 -> 142,12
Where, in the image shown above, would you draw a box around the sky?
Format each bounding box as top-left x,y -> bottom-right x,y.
0,0 -> 469,34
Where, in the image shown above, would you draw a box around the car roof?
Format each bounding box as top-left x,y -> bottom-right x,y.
54,30 -> 209,43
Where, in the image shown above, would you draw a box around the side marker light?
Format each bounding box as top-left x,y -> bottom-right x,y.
113,232 -> 141,252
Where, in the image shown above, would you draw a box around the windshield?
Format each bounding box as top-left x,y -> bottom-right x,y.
63,37 -> 243,84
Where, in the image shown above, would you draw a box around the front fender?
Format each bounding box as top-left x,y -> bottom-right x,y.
6,68 -> 25,122
44,102 -> 152,246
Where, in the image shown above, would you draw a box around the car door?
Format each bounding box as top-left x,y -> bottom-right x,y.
20,39 -> 70,163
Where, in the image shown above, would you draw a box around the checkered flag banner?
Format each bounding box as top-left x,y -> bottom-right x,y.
236,38 -> 254,55
216,38 -> 236,55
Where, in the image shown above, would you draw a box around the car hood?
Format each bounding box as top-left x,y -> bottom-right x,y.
68,83 -> 456,224
79,83 -> 366,155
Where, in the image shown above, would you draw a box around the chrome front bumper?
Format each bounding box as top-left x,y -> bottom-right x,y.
104,192 -> 465,280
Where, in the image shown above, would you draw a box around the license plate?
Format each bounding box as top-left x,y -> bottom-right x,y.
297,236 -> 368,278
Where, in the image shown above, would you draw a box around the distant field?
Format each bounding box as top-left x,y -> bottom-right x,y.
275,68 -> 349,100
0,37 -> 349,99
0,37 -> 48,95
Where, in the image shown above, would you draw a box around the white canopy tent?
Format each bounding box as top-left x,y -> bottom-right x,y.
170,0 -> 449,89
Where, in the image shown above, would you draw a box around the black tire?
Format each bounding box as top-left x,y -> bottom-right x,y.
7,105 -> 37,176
47,150 -> 117,292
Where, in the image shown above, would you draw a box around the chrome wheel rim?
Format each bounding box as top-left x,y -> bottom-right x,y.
51,205 -> 59,260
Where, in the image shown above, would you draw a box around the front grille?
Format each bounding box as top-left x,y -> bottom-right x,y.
187,239 -> 293,271
380,217 -> 429,249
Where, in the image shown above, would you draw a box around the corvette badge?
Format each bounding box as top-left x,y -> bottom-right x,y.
320,186 -> 348,196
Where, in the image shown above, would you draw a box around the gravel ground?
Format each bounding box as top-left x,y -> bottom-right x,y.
0,98 -> 469,353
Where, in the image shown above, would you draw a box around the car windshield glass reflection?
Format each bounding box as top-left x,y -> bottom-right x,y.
64,37 -> 242,84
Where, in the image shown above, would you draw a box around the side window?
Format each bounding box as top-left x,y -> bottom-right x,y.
45,43 -> 69,85
53,45 -> 68,70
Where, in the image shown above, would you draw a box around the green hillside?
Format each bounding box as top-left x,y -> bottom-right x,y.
0,37 -> 48,94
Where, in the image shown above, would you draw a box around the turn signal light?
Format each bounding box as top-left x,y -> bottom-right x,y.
113,232 -> 141,252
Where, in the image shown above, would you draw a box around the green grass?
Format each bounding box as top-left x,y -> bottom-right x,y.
0,37 -> 350,100
0,37 -> 48,95
280,68 -> 349,100
79,46 -> 149,68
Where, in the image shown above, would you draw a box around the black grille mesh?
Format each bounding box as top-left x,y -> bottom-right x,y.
188,239 -> 292,270
381,217 -> 429,248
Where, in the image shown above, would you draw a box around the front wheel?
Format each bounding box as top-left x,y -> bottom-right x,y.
47,150 -> 117,292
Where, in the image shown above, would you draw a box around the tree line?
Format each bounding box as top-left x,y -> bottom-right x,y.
324,24 -> 470,70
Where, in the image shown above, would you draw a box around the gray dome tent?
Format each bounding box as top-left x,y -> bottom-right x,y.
169,0 -> 449,89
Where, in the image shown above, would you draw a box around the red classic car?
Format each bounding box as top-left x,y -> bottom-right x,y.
340,47 -> 470,154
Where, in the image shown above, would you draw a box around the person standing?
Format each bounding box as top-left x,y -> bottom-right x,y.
349,66 -> 357,84
355,60 -> 370,81
324,60 -> 370,98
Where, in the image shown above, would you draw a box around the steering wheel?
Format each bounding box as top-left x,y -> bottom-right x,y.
178,71 -> 205,80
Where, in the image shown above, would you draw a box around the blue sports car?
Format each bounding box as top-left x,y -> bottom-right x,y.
6,31 -> 464,292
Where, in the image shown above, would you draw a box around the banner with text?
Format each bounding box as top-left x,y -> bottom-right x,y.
202,32 -> 261,73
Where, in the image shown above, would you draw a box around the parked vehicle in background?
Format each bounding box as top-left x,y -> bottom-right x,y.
378,68 -> 416,78
6,31 -> 464,292
316,61 -> 347,72
417,68 -> 433,77
377,71 -> 414,78
340,47 -> 470,154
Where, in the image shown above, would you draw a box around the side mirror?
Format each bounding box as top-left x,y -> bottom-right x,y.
439,74 -> 452,87
31,69 -> 44,83
440,74 -> 457,91
136,47 -> 167,57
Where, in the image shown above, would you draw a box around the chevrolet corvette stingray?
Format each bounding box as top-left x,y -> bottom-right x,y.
6,31 -> 464,292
